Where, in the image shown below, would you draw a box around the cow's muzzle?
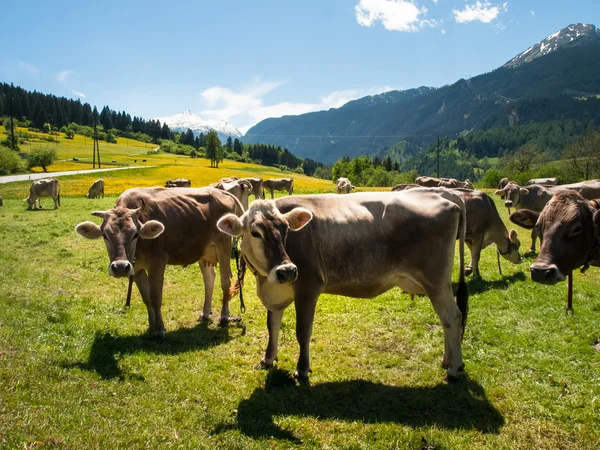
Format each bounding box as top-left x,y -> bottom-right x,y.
273,263 -> 298,284
109,260 -> 134,278
530,263 -> 565,285
504,200 -> 513,207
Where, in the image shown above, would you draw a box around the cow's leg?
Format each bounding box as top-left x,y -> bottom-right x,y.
134,269 -> 156,330
294,289 -> 319,382
428,285 -> 464,380
469,237 -> 483,278
261,309 -> 284,368
199,262 -> 216,322
147,259 -> 167,337
216,245 -> 234,326
53,195 -> 59,209
465,242 -> 474,276
529,228 -> 539,253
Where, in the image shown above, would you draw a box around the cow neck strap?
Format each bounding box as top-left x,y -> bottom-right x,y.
243,253 -> 259,277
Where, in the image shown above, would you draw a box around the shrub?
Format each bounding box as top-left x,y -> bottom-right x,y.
481,168 -> 503,188
105,131 -> 117,144
42,122 -> 52,133
65,129 -> 75,139
0,145 -> 23,175
27,146 -> 57,171
189,149 -> 197,158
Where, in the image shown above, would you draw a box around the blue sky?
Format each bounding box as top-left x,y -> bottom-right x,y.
2,0 -> 599,133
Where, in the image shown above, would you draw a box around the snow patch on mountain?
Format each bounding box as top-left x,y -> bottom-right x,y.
503,23 -> 600,69
154,110 -> 242,142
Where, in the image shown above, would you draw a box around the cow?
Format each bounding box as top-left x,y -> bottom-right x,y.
0,196 -> 3,206
415,176 -> 473,189
165,178 -> 192,188
494,180 -> 600,252
509,191 -> 600,310
497,178 -> 511,190
26,178 -> 60,210
216,191 -> 469,382
336,177 -> 355,194
75,187 -> 244,336
86,179 -> 105,199
216,176 -> 264,200
392,186 -> 521,277
263,178 -> 294,199
391,183 -> 421,191
526,177 -> 558,186
212,179 -> 253,211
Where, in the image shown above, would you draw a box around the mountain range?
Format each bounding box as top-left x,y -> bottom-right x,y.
244,23 -> 600,164
155,110 -> 242,143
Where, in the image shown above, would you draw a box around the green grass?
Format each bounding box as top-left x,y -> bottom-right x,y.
1,146 -> 600,448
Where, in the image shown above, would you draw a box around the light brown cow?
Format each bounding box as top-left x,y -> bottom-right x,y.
393,186 -> 521,277
263,178 -> 294,199
165,178 -> 192,188
526,177 -> 558,186
86,179 -> 105,199
494,180 -> 600,252
391,183 -> 421,191
218,176 -> 264,199
217,191 -> 469,381
415,176 -> 473,189
75,187 -> 244,336
497,178 -> 511,190
212,179 -> 253,211
336,177 -> 355,194
26,178 -> 60,210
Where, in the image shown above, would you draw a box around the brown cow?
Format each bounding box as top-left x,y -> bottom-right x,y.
391,183 -> 421,191
393,186 -> 521,277
336,177 -> 355,194
415,176 -> 473,189
75,187 -> 244,336
263,178 -> 294,199
165,178 -> 192,188
0,196 -> 3,206
218,176 -> 264,199
86,179 -> 105,199
26,178 -> 60,210
497,178 -> 511,190
494,180 -> 600,252
217,191 -> 469,381
510,191 -> 600,285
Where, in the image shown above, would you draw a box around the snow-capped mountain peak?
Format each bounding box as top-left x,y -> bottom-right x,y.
155,110 -> 242,142
503,23 -> 600,69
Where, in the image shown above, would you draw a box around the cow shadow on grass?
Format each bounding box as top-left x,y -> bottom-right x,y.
464,271 -> 527,295
63,321 -> 241,380
227,369 -> 504,442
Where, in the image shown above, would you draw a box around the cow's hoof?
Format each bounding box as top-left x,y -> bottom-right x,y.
293,371 -> 311,387
465,266 -> 473,277
441,360 -> 449,369
256,358 -> 276,370
198,315 -> 211,323
151,329 -> 166,339
228,315 -> 242,323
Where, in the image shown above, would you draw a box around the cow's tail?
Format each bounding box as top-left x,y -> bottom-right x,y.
456,197 -> 469,338
57,182 -> 61,207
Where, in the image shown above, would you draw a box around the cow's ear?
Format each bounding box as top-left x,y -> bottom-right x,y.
510,210 -> 539,229
509,229 -> 519,241
284,207 -> 313,231
520,188 -> 529,195
139,220 -> 164,239
76,221 -> 102,240
91,211 -> 108,219
493,189 -> 504,196
217,213 -> 244,237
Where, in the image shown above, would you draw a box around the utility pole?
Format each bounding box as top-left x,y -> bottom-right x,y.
436,135 -> 440,178
93,123 -> 101,168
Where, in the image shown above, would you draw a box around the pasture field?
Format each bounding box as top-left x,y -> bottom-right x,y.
1,159 -> 600,449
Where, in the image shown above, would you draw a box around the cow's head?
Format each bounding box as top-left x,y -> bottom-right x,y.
494,182 -> 525,207
510,191 -> 600,285
217,200 -> 313,284
75,201 -> 165,277
499,229 -> 521,264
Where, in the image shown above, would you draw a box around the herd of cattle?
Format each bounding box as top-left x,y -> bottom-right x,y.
7,172 -> 600,382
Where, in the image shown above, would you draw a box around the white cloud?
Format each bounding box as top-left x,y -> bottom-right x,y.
453,1 -> 507,24
530,10 -> 534,16
355,0 -> 435,32
441,28 -> 446,34
72,90 -> 85,98
16,61 -> 39,77
198,80 -> 399,134
57,70 -> 73,83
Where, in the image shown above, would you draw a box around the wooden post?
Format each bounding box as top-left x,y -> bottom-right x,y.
126,276 -> 133,307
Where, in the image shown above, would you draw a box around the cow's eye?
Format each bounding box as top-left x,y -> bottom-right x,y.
571,225 -> 582,235
251,230 -> 261,239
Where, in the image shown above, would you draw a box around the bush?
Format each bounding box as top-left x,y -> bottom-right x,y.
0,145 -> 23,175
42,123 -> 52,133
189,149 -> 197,158
65,129 -> 74,139
27,146 -> 57,171
105,131 -> 117,144
481,168 -> 503,188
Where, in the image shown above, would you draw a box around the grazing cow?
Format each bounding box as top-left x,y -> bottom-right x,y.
217,176 -> 264,199
212,179 -> 253,211
415,176 -> 473,189
165,178 -> 192,188
263,178 -> 294,199
497,178 -> 510,190
526,177 -> 558,186
217,191 -> 469,381
393,186 -> 521,277
391,183 -> 421,191
75,187 -> 244,336
494,180 -> 600,252
509,191 -> 600,309
336,177 -> 355,194
111,160 -> 117,164
86,179 -> 105,199
26,178 -> 60,210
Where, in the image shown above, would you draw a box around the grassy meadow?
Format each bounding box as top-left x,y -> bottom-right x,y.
1,135 -> 600,449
